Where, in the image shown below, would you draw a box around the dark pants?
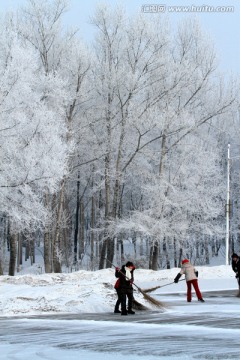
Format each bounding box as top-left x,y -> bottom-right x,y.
119,287 -> 133,313
115,289 -> 121,311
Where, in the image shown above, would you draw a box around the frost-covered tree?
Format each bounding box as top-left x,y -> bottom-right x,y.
18,0 -> 91,272
90,6 -> 171,268
0,13 -> 69,274
90,6 -> 238,269
0,18 -> 68,228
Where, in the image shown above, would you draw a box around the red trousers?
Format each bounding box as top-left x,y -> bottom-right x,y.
186,279 -> 202,301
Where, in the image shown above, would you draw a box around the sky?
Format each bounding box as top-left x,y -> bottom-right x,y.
0,0 -> 239,76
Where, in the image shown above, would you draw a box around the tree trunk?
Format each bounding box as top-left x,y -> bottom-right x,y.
163,238 -> 170,269
0,259 -> 3,275
9,232 -> 17,276
109,113 -> 128,266
7,220 -> 10,251
17,234 -> 22,272
74,173 -> 80,263
140,237 -> 144,257
44,230 -> 51,273
101,103 -> 112,268
53,180 -> 65,273
91,192 -> 95,270
173,237 -> 177,267
25,240 -> 29,261
151,240 -> 159,270
205,236 -> 210,265
0,216 -> 7,275
30,238 -> 35,265
19,234 -> 23,265
63,227 -> 70,268
153,134 -> 167,271
149,241 -> 153,269
79,199 -> 84,260
0,222 -> 4,275
120,238 -> 124,262
196,236 -> 200,261
178,247 -> 183,267
106,236 -> 114,268
44,192 -> 51,273
99,238 -> 107,269
231,234 -> 235,255
159,133 -> 166,176
112,113 -> 127,219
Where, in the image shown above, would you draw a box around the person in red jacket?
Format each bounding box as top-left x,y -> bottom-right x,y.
114,261 -> 135,315
114,273 -> 121,313
174,259 -> 204,303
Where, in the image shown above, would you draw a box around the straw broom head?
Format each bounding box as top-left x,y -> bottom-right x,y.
133,297 -> 149,310
142,285 -> 161,293
138,287 -> 165,308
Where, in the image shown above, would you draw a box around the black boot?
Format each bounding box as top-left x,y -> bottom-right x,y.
127,309 -> 135,314
198,298 -> 205,302
114,309 -> 121,313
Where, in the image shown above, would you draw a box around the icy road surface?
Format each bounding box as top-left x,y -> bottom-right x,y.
0,290 -> 240,360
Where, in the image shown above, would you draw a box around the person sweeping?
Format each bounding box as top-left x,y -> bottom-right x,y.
174,259 -> 205,303
115,261 -> 136,315
231,253 -> 240,297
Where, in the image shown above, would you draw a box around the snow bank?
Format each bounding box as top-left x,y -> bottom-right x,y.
0,265 -> 237,316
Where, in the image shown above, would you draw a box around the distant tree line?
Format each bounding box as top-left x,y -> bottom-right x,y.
0,0 -> 239,275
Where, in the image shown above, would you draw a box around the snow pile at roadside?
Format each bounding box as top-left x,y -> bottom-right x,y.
0,265 -> 237,316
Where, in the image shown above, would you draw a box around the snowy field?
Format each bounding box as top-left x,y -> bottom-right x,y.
0,265 -> 239,359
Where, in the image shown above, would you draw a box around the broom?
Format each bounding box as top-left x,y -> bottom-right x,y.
132,297 -> 148,310
143,279 -> 185,293
105,258 -> 165,309
131,281 -> 165,308
142,285 -> 161,293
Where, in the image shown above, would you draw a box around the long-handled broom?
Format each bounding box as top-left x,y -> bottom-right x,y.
131,280 -> 165,308
105,258 -> 165,309
132,297 -> 148,310
143,279 -> 185,293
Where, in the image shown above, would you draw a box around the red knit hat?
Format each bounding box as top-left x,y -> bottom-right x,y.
182,259 -> 189,264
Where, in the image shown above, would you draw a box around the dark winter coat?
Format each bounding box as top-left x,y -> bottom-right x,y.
115,265 -> 135,291
232,258 -> 240,278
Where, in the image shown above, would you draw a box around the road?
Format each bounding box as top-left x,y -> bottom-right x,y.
0,290 -> 239,359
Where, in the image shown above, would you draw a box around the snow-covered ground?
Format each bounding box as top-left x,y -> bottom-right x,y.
0,264 -> 237,315
0,264 -> 236,316
0,265 -> 239,359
